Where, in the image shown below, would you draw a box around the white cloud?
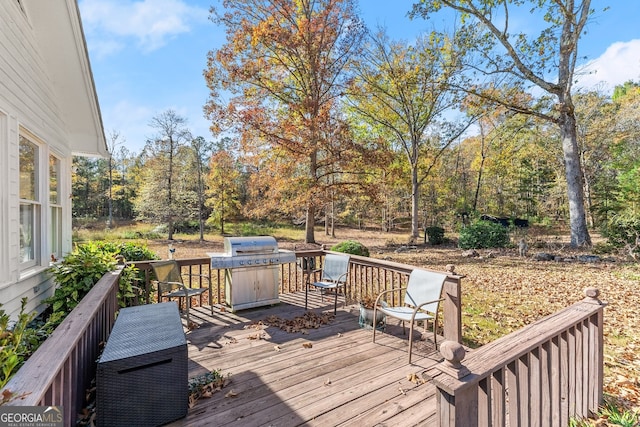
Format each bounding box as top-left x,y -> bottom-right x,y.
80,0 -> 208,55
575,40 -> 640,91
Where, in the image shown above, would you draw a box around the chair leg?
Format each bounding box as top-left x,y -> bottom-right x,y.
305,279 -> 308,311
372,307 -> 379,343
209,285 -> 214,315
333,288 -> 338,315
433,316 -> 438,350
408,322 -> 414,364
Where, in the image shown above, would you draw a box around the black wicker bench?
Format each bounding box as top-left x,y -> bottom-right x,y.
97,302 -> 187,427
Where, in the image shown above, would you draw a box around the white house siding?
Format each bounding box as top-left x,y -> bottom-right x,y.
0,1 -> 102,319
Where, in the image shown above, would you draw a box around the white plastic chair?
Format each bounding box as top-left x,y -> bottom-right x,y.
372,269 -> 447,363
305,253 -> 350,314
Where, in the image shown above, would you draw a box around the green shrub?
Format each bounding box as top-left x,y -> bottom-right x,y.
1,241 -> 152,391
46,241 -> 155,322
0,298 -> 35,389
86,241 -> 157,307
140,230 -> 163,240
330,240 -> 370,257
592,242 -> 617,255
601,213 -> 640,256
46,242 -> 118,318
93,241 -> 159,262
425,226 -> 445,245
458,220 -> 510,249
121,230 -> 142,239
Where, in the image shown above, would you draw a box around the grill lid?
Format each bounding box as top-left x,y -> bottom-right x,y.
224,236 -> 278,256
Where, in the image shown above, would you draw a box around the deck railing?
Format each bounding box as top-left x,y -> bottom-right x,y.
131,251 -> 463,343
5,252 -> 605,427
430,288 -> 606,427
4,267 -> 122,427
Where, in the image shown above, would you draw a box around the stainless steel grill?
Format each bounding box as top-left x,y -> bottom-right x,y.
208,236 -> 295,311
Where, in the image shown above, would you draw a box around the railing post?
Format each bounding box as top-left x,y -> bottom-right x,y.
583,287 -> 605,412
432,341 -> 477,427
443,265 -> 462,343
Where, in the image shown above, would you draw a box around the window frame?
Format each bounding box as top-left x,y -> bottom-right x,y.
19,134 -> 41,269
49,154 -> 63,262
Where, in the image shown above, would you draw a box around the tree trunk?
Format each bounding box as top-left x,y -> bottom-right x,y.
330,196 -> 335,238
411,162 -> 420,239
325,209 -> 329,236
560,110 -> 591,247
305,204 -> 316,243
220,185 -> 225,235
306,148 -> 318,244
473,126 -> 487,212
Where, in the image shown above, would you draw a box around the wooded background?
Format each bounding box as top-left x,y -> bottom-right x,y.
71,0 -> 640,251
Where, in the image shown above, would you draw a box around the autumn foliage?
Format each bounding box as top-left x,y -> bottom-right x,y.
204,0 -> 369,243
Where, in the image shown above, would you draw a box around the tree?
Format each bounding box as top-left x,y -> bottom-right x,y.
113,145 -> 137,220
72,156 -> 103,219
191,136 -> 214,241
206,138 -> 242,235
204,0 -> 366,243
136,110 -> 193,240
105,130 -> 124,228
608,83 -> 640,216
573,90 -> 617,226
347,30 -> 474,238
412,0 -> 595,247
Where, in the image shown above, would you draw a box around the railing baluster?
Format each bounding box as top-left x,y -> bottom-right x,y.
431,289 -> 606,427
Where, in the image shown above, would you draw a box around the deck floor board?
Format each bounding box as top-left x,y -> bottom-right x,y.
167,292 -> 442,427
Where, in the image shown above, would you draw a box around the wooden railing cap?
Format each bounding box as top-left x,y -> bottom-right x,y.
437,341 -> 470,380
583,287 -> 604,305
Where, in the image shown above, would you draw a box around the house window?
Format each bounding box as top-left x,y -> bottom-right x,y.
19,135 -> 40,267
50,155 -> 62,261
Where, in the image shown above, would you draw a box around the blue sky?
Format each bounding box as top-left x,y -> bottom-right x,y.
79,0 -> 640,154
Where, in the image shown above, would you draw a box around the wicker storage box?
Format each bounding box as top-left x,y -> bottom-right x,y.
97,302 -> 187,427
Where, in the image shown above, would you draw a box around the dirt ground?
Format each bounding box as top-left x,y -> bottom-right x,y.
144,227 -> 640,414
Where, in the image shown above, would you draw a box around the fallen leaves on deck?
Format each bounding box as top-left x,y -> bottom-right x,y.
247,332 -> 266,340
257,311 -> 335,334
406,372 -> 427,385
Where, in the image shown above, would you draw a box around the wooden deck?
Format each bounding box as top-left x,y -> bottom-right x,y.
167,291 -> 443,427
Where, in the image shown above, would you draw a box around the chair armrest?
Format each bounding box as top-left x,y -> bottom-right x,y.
322,271 -> 349,284
374,287 -> 407,307
414,297 -> 446,314
152,280 -> 189,291
182,273 -> 211,284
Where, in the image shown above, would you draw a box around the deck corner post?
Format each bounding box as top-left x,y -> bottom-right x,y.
442,270 -> 462,343
432,341 -> 478,427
